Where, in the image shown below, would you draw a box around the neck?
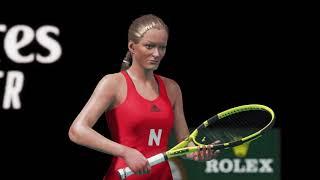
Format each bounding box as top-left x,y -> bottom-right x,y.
127,65 -> 154,82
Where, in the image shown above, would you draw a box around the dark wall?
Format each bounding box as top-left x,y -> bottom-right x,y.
1,4 -> 301,179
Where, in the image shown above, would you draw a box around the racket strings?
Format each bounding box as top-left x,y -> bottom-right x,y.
195,110 -> 271,145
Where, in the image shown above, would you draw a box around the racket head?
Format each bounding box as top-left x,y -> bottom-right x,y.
192,104 -> 275,149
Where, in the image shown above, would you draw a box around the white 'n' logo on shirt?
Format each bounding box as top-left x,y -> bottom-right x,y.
148,129 -> 162,146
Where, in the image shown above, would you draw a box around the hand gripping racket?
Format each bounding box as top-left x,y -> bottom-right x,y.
118,104 -> 275,179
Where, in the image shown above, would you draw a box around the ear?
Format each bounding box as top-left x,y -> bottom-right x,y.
128,41 -> 135,54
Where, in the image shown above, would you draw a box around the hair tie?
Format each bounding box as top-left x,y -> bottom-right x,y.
123,60 -> 130,64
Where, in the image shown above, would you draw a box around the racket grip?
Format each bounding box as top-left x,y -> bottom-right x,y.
117,153 -> 166,180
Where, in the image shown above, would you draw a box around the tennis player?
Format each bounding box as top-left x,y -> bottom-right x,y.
68,14 -> 220,180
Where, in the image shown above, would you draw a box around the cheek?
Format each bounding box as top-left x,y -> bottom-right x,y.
139,52 -> 151,60
137,46 -> 149,54
135,50 -> 152,62
135,48 -> 148,57
159,50 -> 166,58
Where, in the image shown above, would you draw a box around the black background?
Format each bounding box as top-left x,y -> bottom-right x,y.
1,3 -> 311,180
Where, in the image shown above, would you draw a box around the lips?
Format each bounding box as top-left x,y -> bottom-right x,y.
149,60 -> 160,64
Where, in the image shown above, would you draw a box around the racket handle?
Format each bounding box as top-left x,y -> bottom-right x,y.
117,153 -> 166,180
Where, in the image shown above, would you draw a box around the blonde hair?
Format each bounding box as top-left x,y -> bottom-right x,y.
120,14 -> 169,71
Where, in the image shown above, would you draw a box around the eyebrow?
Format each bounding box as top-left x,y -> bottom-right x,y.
144,40 -> 167,45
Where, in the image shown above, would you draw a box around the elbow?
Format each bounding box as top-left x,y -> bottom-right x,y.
68,123 -> 83,144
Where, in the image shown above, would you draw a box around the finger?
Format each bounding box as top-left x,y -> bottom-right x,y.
205,145 -> 209,157
208,147 -> 214,157
143,168 -> 148,174
131,167 -> 139,174
194,155 -> 199,161
204,146 -> 211,160
186,152 -> 193,159
143,166 -> 150,174
193,151 -> 199,161
138,164 -> 146,175
206,150 -> 215,160
207,144 -> 214,154
137,169 -> 141,175
142,161 -> 151,174
199,146 -> 206,161
136,170 -> 141,175
139,169 -> 144,175
205,145 -> 211,160
213,150 -> 221,158
194,146 -> 200,158
147,163 -> 151,173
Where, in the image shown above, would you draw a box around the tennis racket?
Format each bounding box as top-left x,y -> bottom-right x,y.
118,104 -> 275,179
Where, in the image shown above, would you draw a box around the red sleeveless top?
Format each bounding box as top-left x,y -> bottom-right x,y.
104,71 -> 174,180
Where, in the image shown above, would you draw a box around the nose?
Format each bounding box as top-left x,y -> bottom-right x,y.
152,48 -> 160,57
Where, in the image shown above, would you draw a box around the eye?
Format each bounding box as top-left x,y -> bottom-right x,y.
160,45 -> 167,50
144,44 -> 155,49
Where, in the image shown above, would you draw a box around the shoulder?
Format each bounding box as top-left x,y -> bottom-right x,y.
157,75 -> 181,96
98,72 -> 126,91
101,72 -> 124,83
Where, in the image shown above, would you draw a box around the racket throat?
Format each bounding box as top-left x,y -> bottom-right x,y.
166,147 -> 198,159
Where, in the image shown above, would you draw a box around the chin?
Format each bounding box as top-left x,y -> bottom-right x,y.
146,65 -> 159,70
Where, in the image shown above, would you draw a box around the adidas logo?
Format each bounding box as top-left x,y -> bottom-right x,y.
151,104 -> 161,112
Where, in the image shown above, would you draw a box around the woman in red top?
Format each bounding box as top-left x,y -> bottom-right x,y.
68,14 -> 220,180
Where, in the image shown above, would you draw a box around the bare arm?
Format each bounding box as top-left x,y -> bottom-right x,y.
167,79 -> 220,161
68,74 -> 127,157
68,74 -> 151,174
161,77 -> 189,142
171,82 -> 190,142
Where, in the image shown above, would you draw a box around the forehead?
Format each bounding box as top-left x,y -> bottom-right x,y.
140,28 -> 168,43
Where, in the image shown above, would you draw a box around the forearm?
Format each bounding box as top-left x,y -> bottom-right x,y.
69,124 -> 127,158
173,114 -> 190,143
175,127 -> 190,142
